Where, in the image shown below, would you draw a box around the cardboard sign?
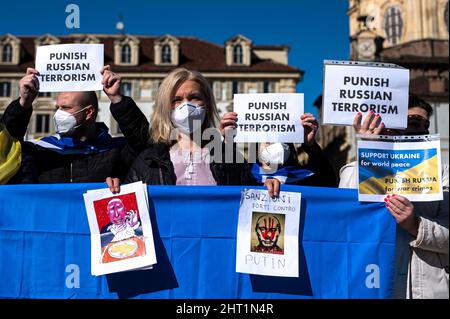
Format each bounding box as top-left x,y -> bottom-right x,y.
322,61 -> 409,129
357,137 -> 443,202
236,189 -> 301,277
233,93 -> 304,143
35,43 -> 104,92
83,182 -> 156,275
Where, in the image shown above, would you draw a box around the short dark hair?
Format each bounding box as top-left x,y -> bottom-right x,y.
408,94 -> 433,118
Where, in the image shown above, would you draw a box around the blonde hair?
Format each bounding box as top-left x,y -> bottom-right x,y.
150,68 -> 219,144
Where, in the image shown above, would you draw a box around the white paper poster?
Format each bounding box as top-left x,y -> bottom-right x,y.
233,93 -> 304,143
236,189 -> 301,277
83,182 -> 157,276
35,43 -> 104,92
322,60 -> 409,129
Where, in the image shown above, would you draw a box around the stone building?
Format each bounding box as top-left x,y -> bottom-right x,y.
0,33 -> 303,140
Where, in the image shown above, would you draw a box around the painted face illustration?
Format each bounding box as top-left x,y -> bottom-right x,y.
106,198 -> 126,225
255,215 -> 281,248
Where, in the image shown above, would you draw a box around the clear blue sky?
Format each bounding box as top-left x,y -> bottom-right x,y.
0,0 -> 350,115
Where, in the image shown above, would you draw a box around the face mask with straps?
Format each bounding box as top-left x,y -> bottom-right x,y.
170,102 -> 206,135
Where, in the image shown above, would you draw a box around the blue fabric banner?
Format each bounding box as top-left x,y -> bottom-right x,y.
0,184 -> 396,299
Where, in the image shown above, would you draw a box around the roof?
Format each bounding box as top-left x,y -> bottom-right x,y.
0,34 -> 303,76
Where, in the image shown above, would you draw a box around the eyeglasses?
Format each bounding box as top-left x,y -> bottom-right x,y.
382,114 -> 430,136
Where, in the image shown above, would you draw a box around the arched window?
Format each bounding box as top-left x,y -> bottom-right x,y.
2,44 -> 12,62
445,1 -> 449,33
121,44 -> 131,63
384,6 -> 403,45
233,44 -> 243,64
162,45 -> 171,63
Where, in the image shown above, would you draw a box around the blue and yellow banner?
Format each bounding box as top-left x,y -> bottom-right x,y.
358,137 -> 443,202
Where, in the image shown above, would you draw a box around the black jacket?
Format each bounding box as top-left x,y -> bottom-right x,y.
110,96 -> 257,186
125,140 -> 258,185
1,98 -> 136,184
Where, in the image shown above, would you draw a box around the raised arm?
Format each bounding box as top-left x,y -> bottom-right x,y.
1,68 -> 40,139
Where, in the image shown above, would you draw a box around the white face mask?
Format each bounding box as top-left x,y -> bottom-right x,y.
53,106 -> 89,136
171,102 -> 206,134
259,143 -> 291,166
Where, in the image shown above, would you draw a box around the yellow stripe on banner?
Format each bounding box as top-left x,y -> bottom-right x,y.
359,155 -> 439,195
0,127 -> 22,184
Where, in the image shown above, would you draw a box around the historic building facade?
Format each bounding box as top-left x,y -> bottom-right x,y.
0,33 -> 303,140
316,0 -> 449,173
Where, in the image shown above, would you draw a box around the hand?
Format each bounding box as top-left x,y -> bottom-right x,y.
385,194 -> 419,237
301,113 -> 319,146
19,68 -> 40,108
106,177 -> 121,194
353,111 -> 385,135
220,112 -> 238,142
264,178 -> 280,199
101,65 -> 122,104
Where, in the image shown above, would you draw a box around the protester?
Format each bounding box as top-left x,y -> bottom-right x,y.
339,94 -> 449,299
103,67 -> 281,197
0,68 -> 136,183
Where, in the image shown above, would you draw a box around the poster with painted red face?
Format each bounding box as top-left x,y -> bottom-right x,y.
91,192 -> 146,264
93,193 -> 140,233
83,182 -> 157,275
236,189 -> 300,277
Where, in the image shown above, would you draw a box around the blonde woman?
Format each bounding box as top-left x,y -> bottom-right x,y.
102,66 -> 280,197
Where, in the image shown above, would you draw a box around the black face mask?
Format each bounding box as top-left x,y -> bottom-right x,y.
382,115 -> 430,136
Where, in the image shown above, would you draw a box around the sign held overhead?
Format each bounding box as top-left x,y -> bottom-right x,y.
322,60 -> 410,129
35,43 -> 104,92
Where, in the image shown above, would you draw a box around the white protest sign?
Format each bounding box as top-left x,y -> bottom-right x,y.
233,93 -> 304,143
236,189 -> 300,277
35,43 -> 104,92
322,61 -> 409,129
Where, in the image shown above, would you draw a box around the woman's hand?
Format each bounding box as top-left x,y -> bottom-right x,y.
101,65 -> 122,104
264,178 -> 280,199
220,112 -> 238,141
353,111 -> 385,135
385,194 -> 419,237
106,177 -> 121,194
301,113 -> 319,146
